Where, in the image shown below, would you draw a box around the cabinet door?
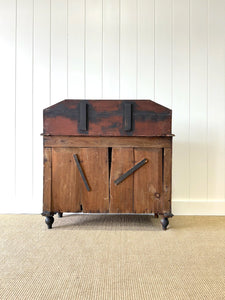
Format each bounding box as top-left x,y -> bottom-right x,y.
133,148 -> 162,213
52,148 -> 109,213
110,147 -> 162,214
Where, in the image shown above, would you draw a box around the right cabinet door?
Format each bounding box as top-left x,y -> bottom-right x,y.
133,148 -> 162,213
110,147 -> 162,213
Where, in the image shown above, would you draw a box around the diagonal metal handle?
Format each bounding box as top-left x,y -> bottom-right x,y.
114,158 -> 148,185
73,154 -> 91,191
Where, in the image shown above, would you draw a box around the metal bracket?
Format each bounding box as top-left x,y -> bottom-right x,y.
114,158 -> 148,185
79,101 -> 88,131
123,103 -> 132,131
73,154 -> 91,191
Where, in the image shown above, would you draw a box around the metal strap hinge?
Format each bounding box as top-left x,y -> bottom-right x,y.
114,158 -> 148,185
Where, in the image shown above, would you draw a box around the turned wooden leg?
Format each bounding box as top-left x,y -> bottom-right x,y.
58,212 -> 63,218
160,213 -> 173,230
45,216 -> 54,229
160,217 -> 169,230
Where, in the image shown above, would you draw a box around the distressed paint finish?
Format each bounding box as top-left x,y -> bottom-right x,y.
43,100 -> 172,137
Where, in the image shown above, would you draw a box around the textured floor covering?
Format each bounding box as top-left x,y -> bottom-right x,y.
0,214 -> 225,300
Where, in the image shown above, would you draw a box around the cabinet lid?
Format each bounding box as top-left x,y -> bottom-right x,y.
43,100 -> 172,137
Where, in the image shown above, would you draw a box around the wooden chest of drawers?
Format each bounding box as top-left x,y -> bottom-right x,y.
42,100 -> 174,230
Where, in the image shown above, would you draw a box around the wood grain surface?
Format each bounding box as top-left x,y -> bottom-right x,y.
80,148 -> 109,213
43,148 -> 52,212
133,148 -> 162,214
44,136 -> 172,148
110,148 -> 134,213
48,145 -> 171,215
52,148 -> 82,213
51,147 -> 109,213
162,148 -> 172,213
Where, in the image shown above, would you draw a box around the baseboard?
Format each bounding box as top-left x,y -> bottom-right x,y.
1,201 -> 225,216
172,201 -> 225,215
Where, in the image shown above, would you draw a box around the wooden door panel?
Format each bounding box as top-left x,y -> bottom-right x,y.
134,148 -> 162,213
52,148 -> 81,212
52,148 -> 109,213
81,148 -> 109,213
110,148 -> 134,213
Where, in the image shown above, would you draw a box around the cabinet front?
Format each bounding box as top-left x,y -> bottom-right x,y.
52,147 -> 109,213
50,146 -> 163,215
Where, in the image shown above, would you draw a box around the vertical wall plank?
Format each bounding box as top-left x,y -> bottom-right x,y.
16,0 -> 33,211
51,0 -> 67,104
85,0 -> 102,99
172,0 -> 189,204
208,0 -> 225,201
68,0 -> 85,99
33,0 -> 50,212
0,0 -> 16,212
120,0 -> 137,99
137,0 -> 154,99
189,0 -> 208,201
102,0 -> 120,99
155,0 -> 172,107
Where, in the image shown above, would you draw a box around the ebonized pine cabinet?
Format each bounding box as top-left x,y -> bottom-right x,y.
42,100 -> 174,230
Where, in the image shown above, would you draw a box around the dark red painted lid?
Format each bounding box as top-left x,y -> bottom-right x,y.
43,99 -> 172,137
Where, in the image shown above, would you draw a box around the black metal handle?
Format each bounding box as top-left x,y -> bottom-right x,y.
114,158 -> 148,185
73,154 -> 91,191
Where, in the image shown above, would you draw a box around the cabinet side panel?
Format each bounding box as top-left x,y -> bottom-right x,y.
81,148 -> 109,213
162,148 -> 172,213
134,148 -> 162,213
110,148 -> 134,213
52,148 -> 81,212
43,148 -> 52,212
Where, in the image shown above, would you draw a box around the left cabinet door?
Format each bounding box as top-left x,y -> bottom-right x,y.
51,148 -> 109,213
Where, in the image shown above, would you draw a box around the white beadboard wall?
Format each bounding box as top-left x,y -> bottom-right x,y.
0,0 -> 224,214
